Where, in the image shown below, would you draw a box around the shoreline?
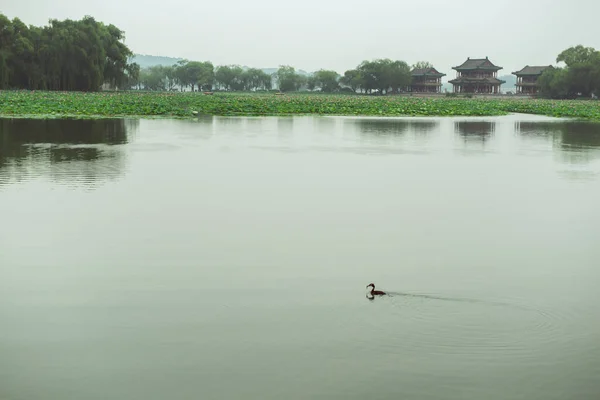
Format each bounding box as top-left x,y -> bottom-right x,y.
1,92 -> 599,121
0,112 -> 577,122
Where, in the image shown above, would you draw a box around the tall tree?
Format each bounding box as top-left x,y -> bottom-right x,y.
215,65 -> 244,90
412,61 -> 434,69
242,68 -> 271,91
538,67 -> 570,99
0,14 -> 13,88
0,13 -> 135,91
339,69 -> 362,93
357,59 -> 411,94
540,45 -> 600,98
311,69 -> 340,92
274,65 -> 304,92
557,45 -> 598,67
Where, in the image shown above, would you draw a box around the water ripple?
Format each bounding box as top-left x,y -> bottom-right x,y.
359,290 -> 576,363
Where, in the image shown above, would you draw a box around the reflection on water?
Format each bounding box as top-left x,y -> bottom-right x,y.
1,115 -> 600,400
455,121 -> 496,143
515,120 -> 600,165
516,120 -> 600,148
517,120 -> 600,143
351,119 -> 440,149
354,119 -> 440,135
356,119 -> 410,135
0,118 -> 137,188
411,120 -> 439,134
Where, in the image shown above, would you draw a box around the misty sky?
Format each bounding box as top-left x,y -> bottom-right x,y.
3,0 -> 600,78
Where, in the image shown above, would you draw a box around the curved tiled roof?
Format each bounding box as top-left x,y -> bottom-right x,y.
411,67 -> 446,77
512,65 -> 553,76
453,57 -> 502,71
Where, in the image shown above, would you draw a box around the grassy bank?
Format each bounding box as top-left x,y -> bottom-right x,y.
1,91 -> 599,120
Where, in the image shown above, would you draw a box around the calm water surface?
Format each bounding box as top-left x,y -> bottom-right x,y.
1,115 -> 600,400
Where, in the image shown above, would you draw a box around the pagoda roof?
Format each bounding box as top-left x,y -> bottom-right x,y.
453,57 -> 502,71
411,67 -> 446,77
449,77 -> 506,85
512,65 -> 553,76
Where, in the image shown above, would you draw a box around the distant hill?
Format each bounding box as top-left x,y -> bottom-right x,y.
498,74 -> 517,92
131,54 -> 310,76
131,54 -> 184,68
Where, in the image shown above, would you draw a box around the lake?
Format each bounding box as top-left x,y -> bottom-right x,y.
1,115 -> 599,400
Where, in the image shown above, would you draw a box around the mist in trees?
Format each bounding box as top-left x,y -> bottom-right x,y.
307,70 -> 340,92
272,59 -> 413,94
0,13 -> 426,96
134,63 -> 273,92
214,65 -> 271,91
131,59 -> 416,94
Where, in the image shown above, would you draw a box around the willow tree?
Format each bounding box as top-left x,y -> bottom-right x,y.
355,59 -> 411,94
0,13 -> 137,91
274,65 -> 305,92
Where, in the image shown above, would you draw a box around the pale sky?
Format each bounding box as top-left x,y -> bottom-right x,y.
2,0 -> 599,77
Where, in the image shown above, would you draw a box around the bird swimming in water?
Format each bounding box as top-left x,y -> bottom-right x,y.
366,283 -> 386,296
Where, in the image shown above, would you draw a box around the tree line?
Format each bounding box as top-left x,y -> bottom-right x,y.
135,59 -> 429,94
136,63 -> 271,92
1,13 -> 597,98
0,14 -> 138,91
538,46 -> 600,99
0,12 -> 418,94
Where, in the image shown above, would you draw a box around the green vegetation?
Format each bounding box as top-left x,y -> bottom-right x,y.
0,11 -> 598,102
1,91 -> 599,120
0,14 -> 136,91
136,59 -> 413,94
538,46 -> 600,99
214,65 -> 271,91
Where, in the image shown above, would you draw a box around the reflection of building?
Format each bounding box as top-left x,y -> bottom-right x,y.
354,119 -> 441,136
410,67 -> 446,93
0,119 -> 136,188
455,121 -> 495,142
514,121 -> 560,135
450,57 -> 505,94
512,66 -> 552,95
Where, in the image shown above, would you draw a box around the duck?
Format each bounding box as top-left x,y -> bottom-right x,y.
366,283 -> 386,296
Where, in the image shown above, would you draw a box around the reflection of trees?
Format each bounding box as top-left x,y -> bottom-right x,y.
313,117 -> 336,132
558,123 -> 600,149
1,119 -> 132,146
515,121 -> 600,164
514,121 -> 560,136
454,121 -> 495,143
0,119 -> 138,188
356,119 -> 410,135
276,117 -> 294,134
214,117 -> 243,128
515,121 -> 600,147
410,120 -> 439,134
353,119 -> 440,146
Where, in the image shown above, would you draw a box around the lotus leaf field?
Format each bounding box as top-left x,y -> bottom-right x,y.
1,91 -> 600,120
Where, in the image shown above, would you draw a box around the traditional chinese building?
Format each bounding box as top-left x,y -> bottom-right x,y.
410,67 -> 446,93
512,65 -> 552,95
449,57 -> 505,94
